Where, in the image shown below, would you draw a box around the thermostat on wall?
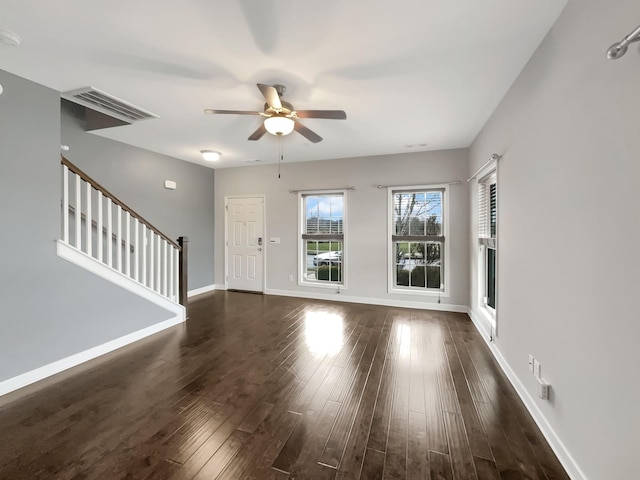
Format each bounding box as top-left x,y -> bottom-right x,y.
164,180 -> 177,190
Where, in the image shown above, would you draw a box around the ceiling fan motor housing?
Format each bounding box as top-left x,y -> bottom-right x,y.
265,100 -> 294,115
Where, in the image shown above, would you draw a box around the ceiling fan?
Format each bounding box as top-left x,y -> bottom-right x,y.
204,83 -> 347,143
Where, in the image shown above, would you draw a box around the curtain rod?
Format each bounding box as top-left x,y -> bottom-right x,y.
377,181 -> 461,189
289,186 -> 356,194
607,23 -> 640,60
467,154 -> 501,182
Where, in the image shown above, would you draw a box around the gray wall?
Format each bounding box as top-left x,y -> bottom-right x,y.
215,149 -> 470,309
0,69 -> 176,383
469,0 -> 640,478
61,104 -> 215,290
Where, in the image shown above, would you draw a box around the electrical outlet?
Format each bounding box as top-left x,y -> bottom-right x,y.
537,378 -> 550,400
533,359 -> 541,379
528,354 -> 534,373
288,274 -> 294,282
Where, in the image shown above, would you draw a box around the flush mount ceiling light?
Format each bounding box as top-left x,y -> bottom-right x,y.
200,150 -> 221,161
264,115 -> 295,136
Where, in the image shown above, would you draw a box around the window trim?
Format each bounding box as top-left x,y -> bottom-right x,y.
298,189 -> 347,289
477,165 -> 497,323
387,184 -> 450,297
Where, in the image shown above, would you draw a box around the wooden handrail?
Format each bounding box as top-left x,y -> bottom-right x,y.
61,156 -> 180,249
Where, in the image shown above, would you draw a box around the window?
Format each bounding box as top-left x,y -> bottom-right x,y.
300,192 -> 345,286
478,171 -> 497,312
389,187 -> 446,293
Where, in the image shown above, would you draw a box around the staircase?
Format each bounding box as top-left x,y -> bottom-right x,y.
58,156 -> 187,320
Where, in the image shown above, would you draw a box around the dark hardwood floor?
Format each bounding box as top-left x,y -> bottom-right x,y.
0,292 -> 569,479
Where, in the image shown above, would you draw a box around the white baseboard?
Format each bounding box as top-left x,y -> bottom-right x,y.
188,284 -> 216,298
264,288 -> 468,313
0,315 -> 184,398
467,307 -> 587,480
57,241 -> 185,318
467,306 -> 493,341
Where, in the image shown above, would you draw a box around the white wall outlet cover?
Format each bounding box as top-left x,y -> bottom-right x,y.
537,378 -> 550,400
164,180 -> 177,190
270,237 -> 281,244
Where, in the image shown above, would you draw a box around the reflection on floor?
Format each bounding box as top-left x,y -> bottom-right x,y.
0,291 -> 569,479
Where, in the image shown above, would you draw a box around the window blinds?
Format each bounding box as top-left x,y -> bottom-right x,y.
478,171 -> 497,248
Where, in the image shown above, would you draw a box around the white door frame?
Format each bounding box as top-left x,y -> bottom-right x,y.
224,194 -> 267,292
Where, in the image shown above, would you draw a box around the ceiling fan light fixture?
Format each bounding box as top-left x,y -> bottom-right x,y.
200,150 -> 221,161
264,116 -> 295,136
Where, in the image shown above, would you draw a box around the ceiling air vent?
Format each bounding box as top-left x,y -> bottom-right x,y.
62,87 -> 157,124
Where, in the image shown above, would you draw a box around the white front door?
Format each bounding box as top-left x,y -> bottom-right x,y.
226,196 -> 265,292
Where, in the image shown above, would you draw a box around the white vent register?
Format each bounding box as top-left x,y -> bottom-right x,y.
62,87 -> 157,123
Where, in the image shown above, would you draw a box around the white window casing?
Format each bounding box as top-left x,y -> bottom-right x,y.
388,184 -> 450,297
298,190 -> 347,288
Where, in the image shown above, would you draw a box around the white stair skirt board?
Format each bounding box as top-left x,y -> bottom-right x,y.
467,307 -> 587,480
0,241 -> 187,398
264,288 -> 468,313
188,284 -> 216,298
0,315 -> 184,398
57,240 -> 185,318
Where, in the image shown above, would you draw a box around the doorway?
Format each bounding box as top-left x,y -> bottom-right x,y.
225,196 -> 265,292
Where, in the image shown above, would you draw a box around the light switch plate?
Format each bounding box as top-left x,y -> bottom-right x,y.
533,359 -> 541,379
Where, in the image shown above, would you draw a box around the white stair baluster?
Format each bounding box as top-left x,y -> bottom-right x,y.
142,224 -> 147,286
116,206 -> 122,272
75,175 -> 81,249
97,192 -> 103,262
86,182 -> 92,257
168,243 -> 174,299
163,240 -> 168,296
156,235 -> 161,293
149,232 -> 155,289
174,248 -> 179,302
62,165 -> 69,243
134,219 -> 139,282
106,198 -> 113,267
124,211 -> 130,276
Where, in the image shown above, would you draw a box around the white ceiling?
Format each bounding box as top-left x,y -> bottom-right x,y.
0,0 -> 567,169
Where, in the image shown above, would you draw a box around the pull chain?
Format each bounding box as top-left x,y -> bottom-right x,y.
278,135 -> 283,179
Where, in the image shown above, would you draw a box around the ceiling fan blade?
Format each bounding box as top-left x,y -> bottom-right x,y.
204,109 -> 261,115
257,84 -> 282,110
294,110 -> 347,120
294,121 -> 323,143
248,123 -> 267,141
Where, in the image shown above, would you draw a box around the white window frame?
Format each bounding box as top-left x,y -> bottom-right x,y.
387,184 -> 450,297
477,166 -> 497,324
298,190 -> 347,289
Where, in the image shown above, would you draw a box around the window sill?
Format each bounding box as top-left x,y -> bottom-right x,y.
299,280 -> 345,290
389,287 -> 449,298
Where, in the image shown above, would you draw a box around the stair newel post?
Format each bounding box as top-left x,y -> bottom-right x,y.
178,236 -> 189,309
